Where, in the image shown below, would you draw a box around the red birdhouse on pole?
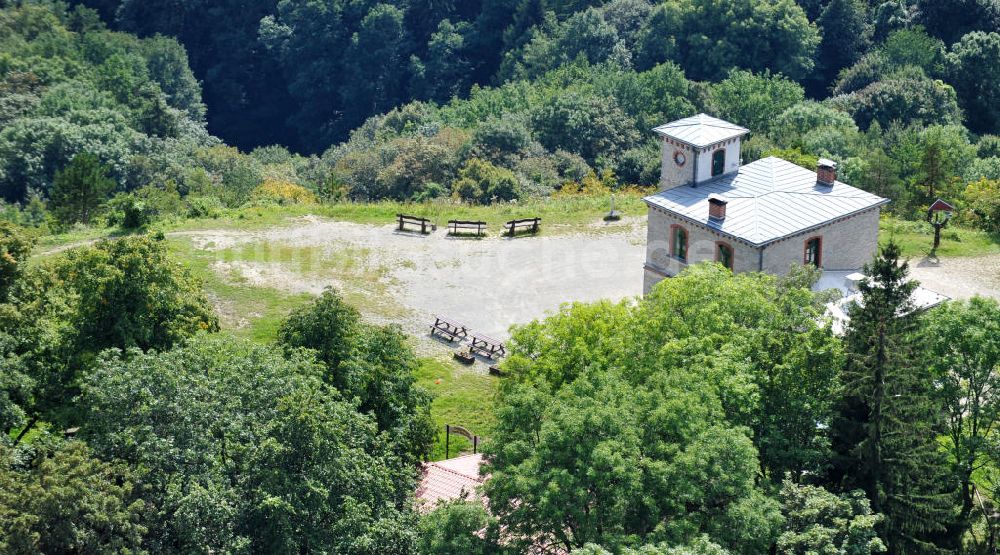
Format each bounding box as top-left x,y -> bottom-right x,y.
927,198 -> 956,251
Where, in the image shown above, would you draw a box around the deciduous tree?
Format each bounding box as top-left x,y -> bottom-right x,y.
923,297 -> 1000,529
81,336 -> 419,554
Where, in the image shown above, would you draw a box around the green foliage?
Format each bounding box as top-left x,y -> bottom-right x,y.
575,535 -> 731,554
487,264 -> 842,551
839,68 -> 963,131
642,0 -> 819,81
816,0 -> 868,84
709,70 -> 804,134
418,499 -> 498,555
961,178 -> 1000,233
916,0 -> 1000,45
923,297 -> 1000,531
51,234 -> 218,354
0,221 -> 33,299
777,481 -> 885,555
452,158 -> 522,204
0,441 -> 146,554
49,153 -> 116,226
80,335 -> 418,554
830,242 -> 959,553
912,124 -> 976,205
0,3 -> 210,206
530,90 -> 639,163
278,289 -> 434,462
2,234 -> 217,433
948,31 -> 1000,134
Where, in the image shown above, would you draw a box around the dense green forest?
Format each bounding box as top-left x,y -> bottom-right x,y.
1,0 -> 1000,229
3,0 -> 1000,553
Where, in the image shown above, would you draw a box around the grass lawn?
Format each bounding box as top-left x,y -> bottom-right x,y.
164,236 -> 318,342
35,192 -> 647,254
164,234 -> 497,461
880,216 -> 1000,259
415,357 -> 498,461
158,191 -> 648,235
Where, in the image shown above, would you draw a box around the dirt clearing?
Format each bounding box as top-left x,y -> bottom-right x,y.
177,215 -> 647,346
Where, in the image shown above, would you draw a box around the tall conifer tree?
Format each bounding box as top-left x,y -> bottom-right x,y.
830,241 -> 957,553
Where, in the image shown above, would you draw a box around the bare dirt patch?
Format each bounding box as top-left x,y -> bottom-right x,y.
910,254 -> 1000,300
184,215 -> 647,347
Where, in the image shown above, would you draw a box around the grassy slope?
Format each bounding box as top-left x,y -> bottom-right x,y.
416,358 -> 498,461
168,233 -> 498,460
881,216 -> 1000,259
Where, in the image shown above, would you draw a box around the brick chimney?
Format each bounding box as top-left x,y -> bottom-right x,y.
708,194 -> 727,220
817,158 -> 837,186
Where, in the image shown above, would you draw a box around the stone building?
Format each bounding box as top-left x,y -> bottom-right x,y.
643,114 -> 890,294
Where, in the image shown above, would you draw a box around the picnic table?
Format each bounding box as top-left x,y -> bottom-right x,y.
504,217 -> 541,236
470,333 -> 506,359
430,315 -> 469,342
447,220 -> 487,236
398,213 -> 435,234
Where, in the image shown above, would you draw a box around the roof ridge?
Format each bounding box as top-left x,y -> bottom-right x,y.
426,461 -> 484,483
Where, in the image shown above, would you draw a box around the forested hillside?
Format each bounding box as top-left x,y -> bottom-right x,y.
2,0 -> 1000,232
64,0 -> 1000,154
3,0 -> 1000,553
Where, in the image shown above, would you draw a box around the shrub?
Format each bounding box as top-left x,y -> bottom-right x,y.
105,193 -> 153,229
185,196 -> 224,218
250,179 -> 318,205
451,158 -> 522,204
962,178 -> 1000,233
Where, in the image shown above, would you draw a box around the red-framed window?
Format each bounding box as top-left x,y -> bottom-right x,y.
804,236 -> 822,267
716,241 -> 734,270
670,224 -> 688,261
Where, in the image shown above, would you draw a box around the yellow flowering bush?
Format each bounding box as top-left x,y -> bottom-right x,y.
250,179 -> 318,205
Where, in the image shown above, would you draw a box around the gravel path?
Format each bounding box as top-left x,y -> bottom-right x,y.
178,215 -> 648,344
909,254 -> 1000,301
41,216 -> 1000,350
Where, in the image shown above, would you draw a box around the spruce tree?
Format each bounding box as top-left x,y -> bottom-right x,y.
50,153 -> 115,226
830,241 -> 958,554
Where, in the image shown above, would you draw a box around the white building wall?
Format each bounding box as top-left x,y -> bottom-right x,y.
694,139 -> 741,183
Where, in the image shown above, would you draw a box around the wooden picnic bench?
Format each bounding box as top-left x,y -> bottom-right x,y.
447,219 -> 487,236
397,213 -> 435,234
430,315 -> 469,342
470,334 -> 506,359
504,217 -> 541,236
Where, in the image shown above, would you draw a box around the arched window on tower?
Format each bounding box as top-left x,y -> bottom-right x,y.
711,149 -> 725,177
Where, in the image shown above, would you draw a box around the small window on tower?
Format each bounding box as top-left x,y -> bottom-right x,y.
711,149 -> 725,176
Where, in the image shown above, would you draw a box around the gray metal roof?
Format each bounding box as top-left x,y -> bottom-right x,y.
652,113 -> 749,148
644,157 -> 890,246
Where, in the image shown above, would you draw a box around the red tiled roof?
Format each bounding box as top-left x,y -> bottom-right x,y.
416,454 -> 484,511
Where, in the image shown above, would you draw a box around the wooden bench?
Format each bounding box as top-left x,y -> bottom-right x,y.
470,334 -> 506,359
488,364 -> 505,376
447,220 -> 487,236
397,214 -> 435,234
504,217 -> 541,236
430,315 -> 469,342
